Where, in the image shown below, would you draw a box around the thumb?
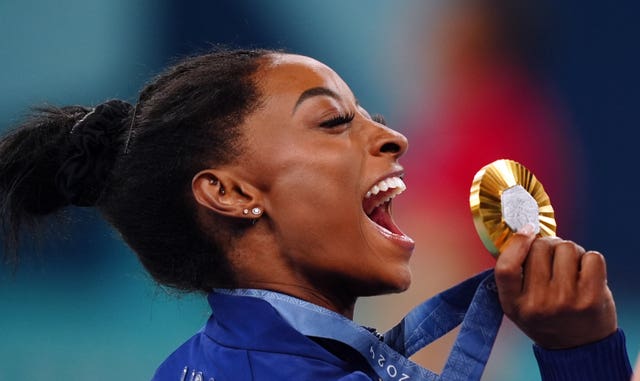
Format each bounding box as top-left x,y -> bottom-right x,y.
495,224 -> 537,303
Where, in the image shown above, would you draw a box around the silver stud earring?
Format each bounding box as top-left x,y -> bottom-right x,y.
242,209 -> 249,215
251,207 -> 262,216
209,178 -> 217,185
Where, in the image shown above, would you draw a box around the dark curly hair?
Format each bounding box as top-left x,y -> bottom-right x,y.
0,48 -> 274,292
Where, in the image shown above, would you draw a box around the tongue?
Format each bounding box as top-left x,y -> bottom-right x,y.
369,203 -> 395,233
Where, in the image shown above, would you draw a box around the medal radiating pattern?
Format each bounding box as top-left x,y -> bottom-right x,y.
470,159 -> 556,257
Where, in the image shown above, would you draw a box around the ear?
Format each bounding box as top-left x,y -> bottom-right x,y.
192,169 -> 264,219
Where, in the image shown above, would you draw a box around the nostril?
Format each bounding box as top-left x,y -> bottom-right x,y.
380,142 -> 401,154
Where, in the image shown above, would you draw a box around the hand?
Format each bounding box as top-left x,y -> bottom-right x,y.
494,226 -> 618,349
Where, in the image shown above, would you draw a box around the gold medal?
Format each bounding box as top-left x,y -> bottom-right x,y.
469,159 -> 556,257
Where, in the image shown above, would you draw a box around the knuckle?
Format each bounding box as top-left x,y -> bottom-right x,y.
494,262 -> 521,282
585,250 -> 605,262
513,285 -> 611,324
583,251 -> 607,272
542,236 -> 562,244
554,240 -> 585,261
518,299 -> 550,322
555,289 -> 575,309
575,297 -> 601,315
570,288 -> 609,315
557,301 -> 580,316
499,301 -> 516,317
518,290 -> 586,321
530,238 -> 549,252
555,240 -> 577,252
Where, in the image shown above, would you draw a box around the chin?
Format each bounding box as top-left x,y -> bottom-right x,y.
387,260 -> 413,291
362,267 -> 413,296
391,271 -> 412,293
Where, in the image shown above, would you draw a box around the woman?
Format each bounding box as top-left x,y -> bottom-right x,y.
0,49 -> 633,380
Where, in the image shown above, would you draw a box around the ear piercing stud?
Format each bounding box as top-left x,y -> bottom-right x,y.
209,178 -> 225,194
243,208 -> 262,217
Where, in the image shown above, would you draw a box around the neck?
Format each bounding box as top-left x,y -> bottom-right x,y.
228,231 -> 358,319
238,280 -> 357,319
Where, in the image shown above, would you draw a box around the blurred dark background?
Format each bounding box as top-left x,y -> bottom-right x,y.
1,1 -> 638,379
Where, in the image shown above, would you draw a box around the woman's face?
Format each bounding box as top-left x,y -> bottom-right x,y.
236,54 -> 414,298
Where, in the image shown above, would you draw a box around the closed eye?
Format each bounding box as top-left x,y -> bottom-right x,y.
319,112 -> 355,128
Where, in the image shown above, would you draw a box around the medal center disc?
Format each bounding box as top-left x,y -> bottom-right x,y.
501,185 -> 540,234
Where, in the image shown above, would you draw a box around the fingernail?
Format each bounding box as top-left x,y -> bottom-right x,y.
518,223 -> 535,235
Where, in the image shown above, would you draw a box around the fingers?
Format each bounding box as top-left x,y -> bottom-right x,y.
495,228 -> 536,308
579,250 -> 608,296
497,233 -> 585,312
522,238 -> 554,293
550,240 -> 584,293
496,232 -> 618,348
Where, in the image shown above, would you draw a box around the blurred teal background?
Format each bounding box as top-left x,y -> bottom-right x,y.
1,1 -> 638,379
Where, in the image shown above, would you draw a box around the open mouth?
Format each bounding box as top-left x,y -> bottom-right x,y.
363,176 -> 407,236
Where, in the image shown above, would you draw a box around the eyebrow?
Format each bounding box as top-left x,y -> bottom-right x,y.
292,87 -> 342,114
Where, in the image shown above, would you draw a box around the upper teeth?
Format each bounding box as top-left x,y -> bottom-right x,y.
365,176 -> 406,200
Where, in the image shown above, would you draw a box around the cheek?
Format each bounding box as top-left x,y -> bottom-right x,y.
270,166 -> 357,222
265,142 -> 361,209
265,160 -> 364,244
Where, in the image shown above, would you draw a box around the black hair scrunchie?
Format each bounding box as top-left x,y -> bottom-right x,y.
55,99 -> 133,206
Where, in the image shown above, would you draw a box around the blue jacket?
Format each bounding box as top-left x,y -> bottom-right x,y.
152,292 -> 632,381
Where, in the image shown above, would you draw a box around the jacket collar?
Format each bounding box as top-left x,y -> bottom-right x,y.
205,291 -> 349,367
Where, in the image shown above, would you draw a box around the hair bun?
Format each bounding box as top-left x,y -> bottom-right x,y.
55,99 -> 133,206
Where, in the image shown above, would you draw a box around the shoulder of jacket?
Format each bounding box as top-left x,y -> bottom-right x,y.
246,349 -> 375,381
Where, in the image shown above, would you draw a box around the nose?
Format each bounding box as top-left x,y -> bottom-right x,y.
369,123 -> 409,159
